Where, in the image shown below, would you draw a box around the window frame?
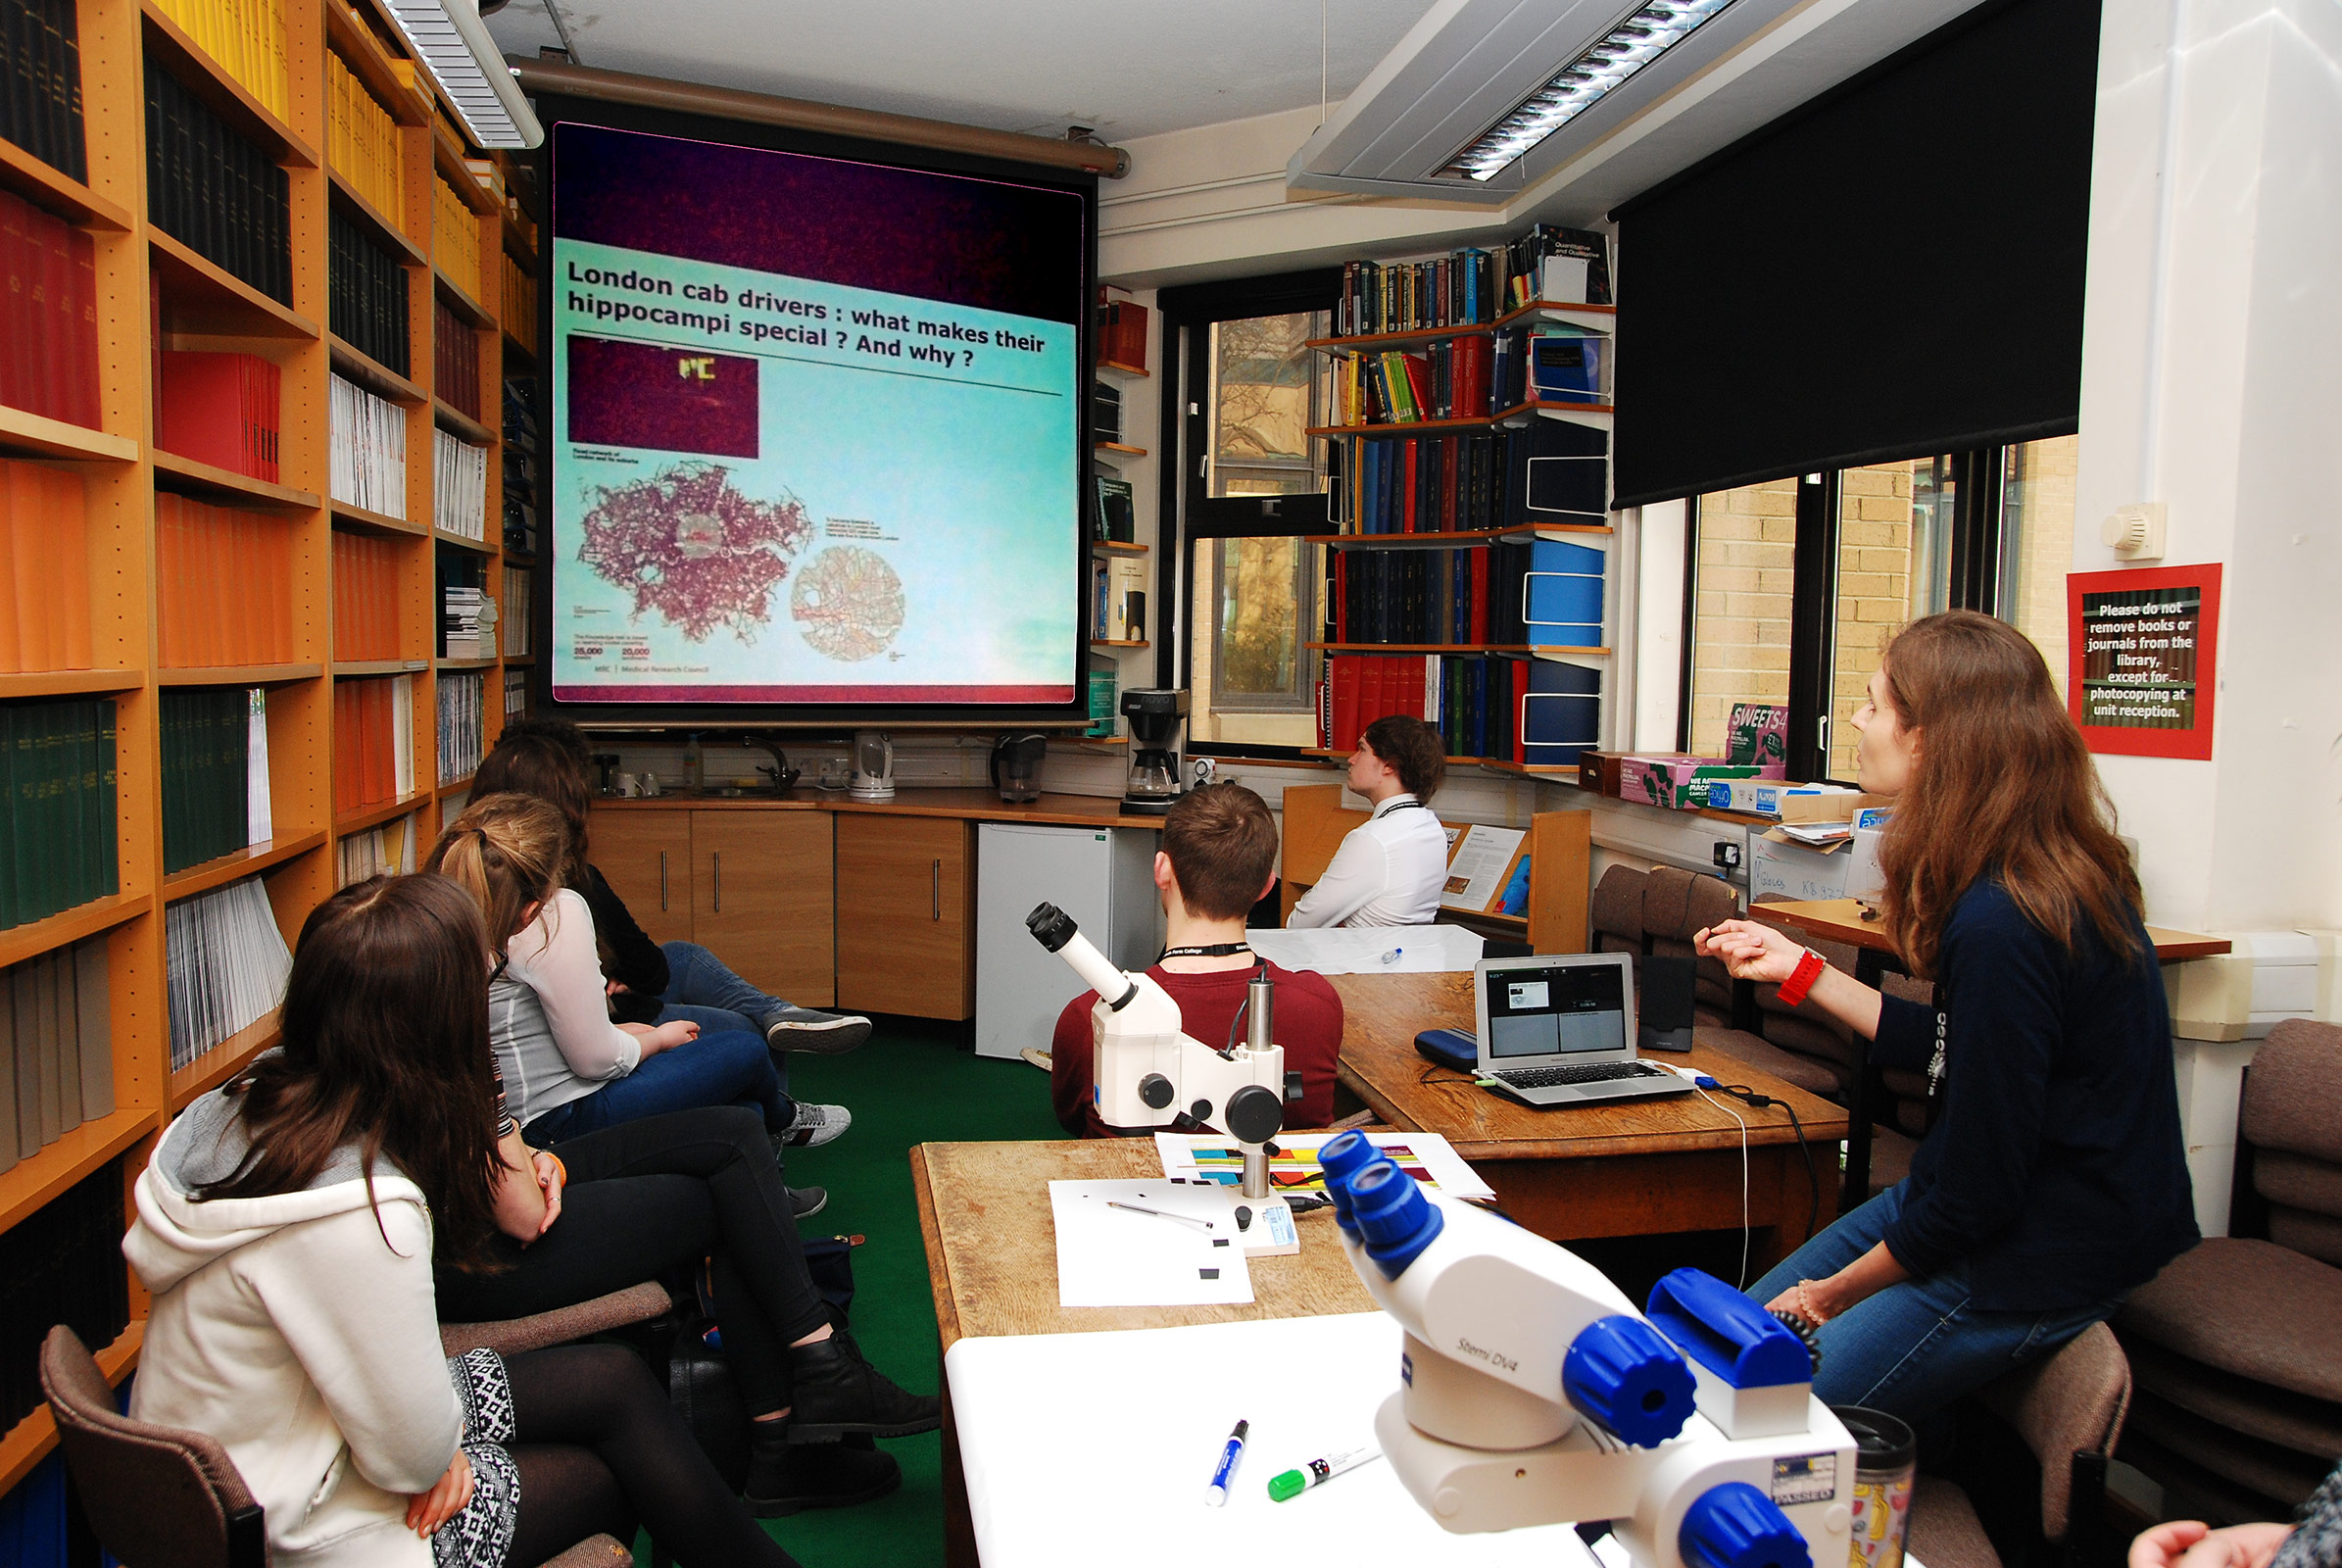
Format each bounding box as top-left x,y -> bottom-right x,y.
1155,269 -> 1342,760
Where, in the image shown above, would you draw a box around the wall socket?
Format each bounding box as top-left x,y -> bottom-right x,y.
2101,501 -> 2168,561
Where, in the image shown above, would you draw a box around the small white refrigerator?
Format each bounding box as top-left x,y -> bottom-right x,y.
974,822 -> 1161,1060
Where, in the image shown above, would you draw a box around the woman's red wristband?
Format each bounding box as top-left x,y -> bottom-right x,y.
1777,948 -> 1827,1007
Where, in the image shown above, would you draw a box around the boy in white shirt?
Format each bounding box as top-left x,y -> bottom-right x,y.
1289,714 -> 1449,929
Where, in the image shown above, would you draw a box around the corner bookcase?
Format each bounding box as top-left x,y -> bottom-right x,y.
0,0 -> 537,1494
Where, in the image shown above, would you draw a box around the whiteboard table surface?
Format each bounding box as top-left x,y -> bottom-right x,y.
946,1311 -> 1596,1567
1246,923 -> 1486,975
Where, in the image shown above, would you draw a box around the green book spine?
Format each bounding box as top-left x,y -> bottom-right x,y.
68,702 -> 91,911
0,706 -> 15,930
95,701 -> 117,897
12,708 -> 40,925
159,694 -> 179,875
35,704 -> 65,921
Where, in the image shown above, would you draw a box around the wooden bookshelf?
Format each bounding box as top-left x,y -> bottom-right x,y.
1303,296 -> 1617,356
0,0 -> 536,1495
1090,540 -> 1147,556
1304,524 -> 1613,550
1307,642 -> 1535,654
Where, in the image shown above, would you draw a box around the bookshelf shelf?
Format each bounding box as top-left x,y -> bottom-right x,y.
434,657 -> 498,670
433,398 -> 496,447
138,0 -> 319,168
1090,540 -> 1148,556
0,138 -> 134,230
431,121 -> 501,216
504,551 -> 537,567
0,668 -> 145,700
502,654 -> 536,666
1094,441 -> 1147,458
168,1009 -> 283,1111
433,269 -> 495,331
1307,642 -> 1536,654
161,832 -> 330,904
1097,359 -> 1148,378
326,170 -> 425,267
336,789 -> 431,835
150,230 -> 321,340
332,660 -> 428,677
0,893 -> 155,973
158,663 -> 325,687
0,1109 -> 159,1241
437,773 -> 477,798
328,337 -> 426,406
153,450 -> 321,513
503,330 -> 535,364
1089,638 -> 1149,649
503,221 -> 538,271
0,1320 -> 143,1496
330,499 -> 426,538
1530,401 -> 1615,432
1305,524 -> 1613,551
1529,646 -> 1612,661
1306,296 -> 1617,356
0,405 -> 139,465
323,1 -> 427,127
1307,399 -> 1612,439
432,528 -> 495,555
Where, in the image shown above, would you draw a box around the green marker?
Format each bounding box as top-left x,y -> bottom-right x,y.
1267,1445 -> 1378,1501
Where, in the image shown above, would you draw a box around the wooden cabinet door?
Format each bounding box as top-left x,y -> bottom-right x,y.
692,810 -> 835,1007
835,814 -> 974,1019
588,808 -> 694,946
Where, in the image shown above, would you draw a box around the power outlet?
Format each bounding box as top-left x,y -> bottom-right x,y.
2100,502 -> 2168,561
1713,841 -> 1743,873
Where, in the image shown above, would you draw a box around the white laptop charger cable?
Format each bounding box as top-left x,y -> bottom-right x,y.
1653,1062 -> 1750,1288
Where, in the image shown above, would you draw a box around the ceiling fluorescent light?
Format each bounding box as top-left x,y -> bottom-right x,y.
1442,0 -> 1734,181
380,0 -> 544,148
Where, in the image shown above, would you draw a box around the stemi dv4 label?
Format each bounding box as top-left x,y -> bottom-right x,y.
1772,1453 -> 1838,1507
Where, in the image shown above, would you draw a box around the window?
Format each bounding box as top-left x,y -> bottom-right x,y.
1683,435 -> 2078,780
1159,273 -> 1341,753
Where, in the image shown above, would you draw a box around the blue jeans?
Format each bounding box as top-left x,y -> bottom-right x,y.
1748,1183 -> 2123,1424
654,941 -> 794,1093
524,1028 -> 794,1145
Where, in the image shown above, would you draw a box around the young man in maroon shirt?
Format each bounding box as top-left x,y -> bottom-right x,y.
1050,784 -> 1345,1138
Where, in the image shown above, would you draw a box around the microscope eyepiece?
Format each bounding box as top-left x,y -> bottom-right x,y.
1025,902 -> 1078,952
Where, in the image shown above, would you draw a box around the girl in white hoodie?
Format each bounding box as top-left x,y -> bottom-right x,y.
124,874 -> 805,1568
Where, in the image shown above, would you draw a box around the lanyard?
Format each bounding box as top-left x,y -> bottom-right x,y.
1159,942 -> 1253,960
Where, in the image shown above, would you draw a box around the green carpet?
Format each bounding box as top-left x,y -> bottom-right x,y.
637,1018 -> 1062,1567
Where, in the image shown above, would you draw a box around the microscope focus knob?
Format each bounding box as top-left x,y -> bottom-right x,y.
1225,1084 -> 1284,1144
1679,1482 -> 1810,1568
1561,1315 -> 1697,1447
1136,1074 -> 1175,1110
1284,1070 -> 1304,1102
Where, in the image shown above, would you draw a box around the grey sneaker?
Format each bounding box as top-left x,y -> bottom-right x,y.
763,1007 -> 873,1054
788,1184 -> 828,1219
776,1102 -> 852,1149
1019,1048 -> 1052,1072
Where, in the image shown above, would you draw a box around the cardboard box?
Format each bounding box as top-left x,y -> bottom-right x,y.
1846,824 -> 1889,904
1625,758 -> 1763,810
1707,780 -> 1848,816
1745,807 -> 1893,902
1726,703 -> 1789,777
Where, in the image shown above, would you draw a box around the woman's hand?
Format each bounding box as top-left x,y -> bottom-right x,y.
528,1150 -> 565,1239
627,1018 -> 700,1057
1693,919 -> 1807,985
406,1447 -> 474,1537
2131,1522 -> 2293,1568
1764,1243 -> 1911,1327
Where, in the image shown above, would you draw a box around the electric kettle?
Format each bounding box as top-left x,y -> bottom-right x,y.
850,730 -> 895,801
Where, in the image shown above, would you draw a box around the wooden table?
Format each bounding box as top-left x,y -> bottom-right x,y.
1326,971 -> 1848,1266
912,1138 -> 1378,1568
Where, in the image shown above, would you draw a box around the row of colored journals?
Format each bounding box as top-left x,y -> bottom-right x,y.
0,937 -> 112,1174
437,668 -> 483,783
434,297 -> 482,418
0,1163 -> 129,1436
504,675 -> 526,725
330,371 -> 408,515
1335,225 -> 1612,337
2,0 -> 85,182
326,47 -> 404,224
157,494 -> 294,666
1335,548 -> 1494,646
0,458 -> 92,673
150,0 -> 288,119
332,530 -> 403,662
161,687 -> 268,874
503,251 -> 537,355
0,187 -> 100,428
156,349 -> 281,482
437,549 -> 484,656
329,208 -> 412,378
144,55 -> 291,305
0,698 -> 117,932
1335,336 -> 1492,426
501,564 -> 531,655
165,873 -> 290,1070
502,377 -> 538,553
333,673 -> 415,813
337,811 -> 417,885
1321,652 -> 1599,766
432,172 -> 481,303
434,428 -> 488,539
1342,418 -> 1608,536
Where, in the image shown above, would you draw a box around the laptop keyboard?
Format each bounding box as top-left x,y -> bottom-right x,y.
1492,1060 -> 1673,1090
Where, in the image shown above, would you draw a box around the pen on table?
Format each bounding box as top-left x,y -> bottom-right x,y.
1268,1445 -> 1378,1500
1105,1200 -> 1212,1231
1203,1419 -> 1248,1506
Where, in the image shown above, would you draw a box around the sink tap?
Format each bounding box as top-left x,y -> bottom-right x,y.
742,735 -> 794,793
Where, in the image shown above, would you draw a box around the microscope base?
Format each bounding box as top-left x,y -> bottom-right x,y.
1229,1193 -> 1298,1255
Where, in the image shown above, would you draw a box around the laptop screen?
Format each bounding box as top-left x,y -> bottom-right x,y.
1486,963 -> 1629,1059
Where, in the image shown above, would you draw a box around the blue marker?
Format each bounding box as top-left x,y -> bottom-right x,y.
1203,1418 -> 1248,1506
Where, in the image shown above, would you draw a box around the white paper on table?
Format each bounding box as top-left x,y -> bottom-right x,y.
1049,1179 -> 1254,1307
1244,924 -> 1485,975
1440,823 -> 1526,910
1153,1129 -> 1496,1202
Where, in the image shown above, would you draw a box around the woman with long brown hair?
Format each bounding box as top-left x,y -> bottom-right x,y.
122,875 -> 813,1565
1695,610 -> 2196,1421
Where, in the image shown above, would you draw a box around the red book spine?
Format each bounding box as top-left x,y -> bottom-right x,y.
70,227 -> 98,429
1333,551 -> 1348,643
333,683 -> 356,814
1335,658 -> 1361,753
2,192 -> 29,416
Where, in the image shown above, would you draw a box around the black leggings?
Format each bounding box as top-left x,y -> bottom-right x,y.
504,1345 -> 801,1568
436,1106 -> 828,1416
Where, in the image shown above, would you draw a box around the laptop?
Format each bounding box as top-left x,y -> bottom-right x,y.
1472,953 -> 1694,1108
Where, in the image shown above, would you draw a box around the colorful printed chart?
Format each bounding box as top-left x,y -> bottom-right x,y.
1153,1130 -> 1494,1201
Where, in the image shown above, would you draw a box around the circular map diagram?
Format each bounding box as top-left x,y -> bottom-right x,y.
790,546 -> 905,662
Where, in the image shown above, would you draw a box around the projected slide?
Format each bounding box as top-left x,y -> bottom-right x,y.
547,122 -> 1086,704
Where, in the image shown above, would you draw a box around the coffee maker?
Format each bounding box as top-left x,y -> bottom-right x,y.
1119,689 -> 1189,815
989,732 -> 1048,804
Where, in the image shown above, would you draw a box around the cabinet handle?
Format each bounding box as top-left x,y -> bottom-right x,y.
712,851 -> 722,913
931,858 -> 941,921
659,851 -> 668,911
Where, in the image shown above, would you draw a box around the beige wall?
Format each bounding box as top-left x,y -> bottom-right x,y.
1685,478 -> 1797,758
1831,464 -> 1918,778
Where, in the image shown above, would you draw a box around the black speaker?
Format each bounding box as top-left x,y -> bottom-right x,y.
1639,956 -> 1696,1053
